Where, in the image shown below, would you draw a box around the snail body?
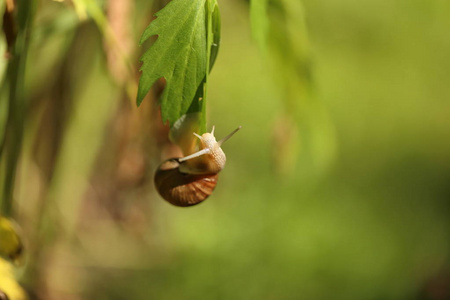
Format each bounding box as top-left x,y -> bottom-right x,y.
154,126 -> 241,207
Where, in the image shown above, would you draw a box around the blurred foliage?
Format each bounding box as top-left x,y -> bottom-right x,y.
0,258 -> 27,300
0,0 -> 449,299
0,217 -> 23,263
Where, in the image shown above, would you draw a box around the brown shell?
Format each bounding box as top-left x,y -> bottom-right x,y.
154,159 -> 218,207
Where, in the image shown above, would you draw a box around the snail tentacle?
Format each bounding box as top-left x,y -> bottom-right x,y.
178,148 -> 211,162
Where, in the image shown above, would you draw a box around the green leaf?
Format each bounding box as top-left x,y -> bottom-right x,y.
208,2 -> 221,72
137,0 -> 208,127
255,0 -> 337,174
137,0 -> 221,132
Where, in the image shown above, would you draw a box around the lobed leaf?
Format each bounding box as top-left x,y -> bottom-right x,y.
137,0 -> 208,127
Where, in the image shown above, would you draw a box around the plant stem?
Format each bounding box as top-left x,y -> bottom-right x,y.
1,0 -> 36,217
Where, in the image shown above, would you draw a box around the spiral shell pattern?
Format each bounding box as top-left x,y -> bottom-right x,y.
154,159 -> 218,207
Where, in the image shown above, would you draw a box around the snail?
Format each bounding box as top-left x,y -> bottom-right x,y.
154,126 -> 241,207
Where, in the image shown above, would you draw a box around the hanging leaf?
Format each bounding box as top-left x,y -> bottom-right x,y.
137,0 -> 221,131
208,2 -> 221,72
249,0 -> 337,174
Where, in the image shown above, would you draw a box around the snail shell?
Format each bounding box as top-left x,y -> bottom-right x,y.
154,159 -> 218,207
154,126 -> 241,207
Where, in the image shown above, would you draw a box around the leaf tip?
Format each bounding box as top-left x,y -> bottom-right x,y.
136,85 -> 146,107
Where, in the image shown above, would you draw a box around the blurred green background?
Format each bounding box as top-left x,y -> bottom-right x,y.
1,0 -> 450,299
